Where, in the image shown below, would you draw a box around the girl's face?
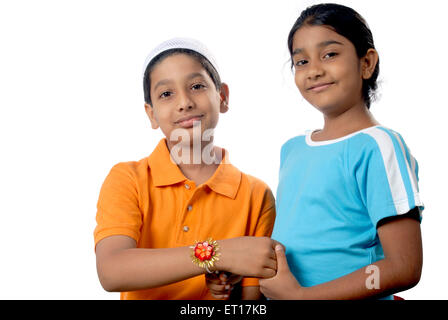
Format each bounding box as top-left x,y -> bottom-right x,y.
291,25 -> 367,116
145,53 -> 228,148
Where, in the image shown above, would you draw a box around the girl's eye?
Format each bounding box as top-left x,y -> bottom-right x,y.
323,52 -> 338,59
295,59 -> 308,67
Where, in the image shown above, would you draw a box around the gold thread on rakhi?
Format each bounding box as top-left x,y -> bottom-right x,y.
190,238 -> 220,273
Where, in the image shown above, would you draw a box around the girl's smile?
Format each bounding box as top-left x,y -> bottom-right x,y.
292,25 -> 364,116
306,81 -> 335,93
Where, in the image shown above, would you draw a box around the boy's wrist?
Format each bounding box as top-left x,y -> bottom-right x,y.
190,238 -> 221,273
212,240 -> 229,272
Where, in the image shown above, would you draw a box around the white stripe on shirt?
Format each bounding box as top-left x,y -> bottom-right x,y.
391,131 -> 419,200
364,128 -> 410,215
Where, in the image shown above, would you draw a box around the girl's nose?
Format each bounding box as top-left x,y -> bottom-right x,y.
307,61 -> 325,80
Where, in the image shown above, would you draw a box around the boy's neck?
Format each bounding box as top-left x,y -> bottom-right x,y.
165,139 -> 222,185
314,103 -> 379,141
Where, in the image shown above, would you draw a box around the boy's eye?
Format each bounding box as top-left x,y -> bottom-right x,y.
159,91 -> 172,99
191,83 -> 206,90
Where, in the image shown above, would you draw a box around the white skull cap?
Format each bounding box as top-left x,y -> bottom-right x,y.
142,37 -> 220,78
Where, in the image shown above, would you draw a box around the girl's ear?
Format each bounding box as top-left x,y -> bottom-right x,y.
361,48 -> 379,80
144,103 -> 160,129
219,83 -> 229,113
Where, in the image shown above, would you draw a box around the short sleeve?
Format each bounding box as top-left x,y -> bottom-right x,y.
94,162 -> 143,248
352,129 -> 424,227
241,188 -> 276,287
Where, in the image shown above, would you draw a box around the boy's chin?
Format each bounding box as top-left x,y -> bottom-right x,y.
166,132 -> 215,147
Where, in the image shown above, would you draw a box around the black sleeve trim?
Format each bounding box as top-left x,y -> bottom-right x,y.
377,206 -> 421,229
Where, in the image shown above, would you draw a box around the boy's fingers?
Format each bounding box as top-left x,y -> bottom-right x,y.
219,272 -> 228,283
261,267 -> 276,279
208,283 -> 226,292
227,274 -> 243,285
210,285 -> 230,294
264,256 -> 277,272
212,293 -> 229,299
207,278 -> 223,285
205,272 -> 220,280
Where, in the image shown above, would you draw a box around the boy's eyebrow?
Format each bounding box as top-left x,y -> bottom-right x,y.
187,72 -> 206,81
153,79 -> 171,91
292,40 -> 344,56
153,73 -> 206,91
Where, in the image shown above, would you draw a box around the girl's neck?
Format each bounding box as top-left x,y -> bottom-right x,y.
313,103 -> 379,141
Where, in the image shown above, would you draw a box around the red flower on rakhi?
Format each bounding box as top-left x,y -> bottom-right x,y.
191,238 -> 220,270
194,241 -> 215,261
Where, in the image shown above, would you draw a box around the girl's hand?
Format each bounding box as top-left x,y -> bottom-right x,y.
205,271 -> 243,299
216,237 -> 278,278
259,245 -> 303,299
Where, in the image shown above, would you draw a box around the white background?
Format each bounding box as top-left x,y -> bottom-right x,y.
0,0 -> 446,299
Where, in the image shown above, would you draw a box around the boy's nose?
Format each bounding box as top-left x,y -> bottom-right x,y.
177,92 -> 195,111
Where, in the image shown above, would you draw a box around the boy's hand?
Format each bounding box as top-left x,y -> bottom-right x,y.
259,244 -> 302,299
216,237 -> 279,278
205,271 -> 243,299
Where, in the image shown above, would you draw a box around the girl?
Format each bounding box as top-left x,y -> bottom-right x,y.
259,3 -> 424,300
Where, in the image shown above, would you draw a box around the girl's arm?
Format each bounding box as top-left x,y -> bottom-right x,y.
96,235 -> 278,292
259,213 -> 422,299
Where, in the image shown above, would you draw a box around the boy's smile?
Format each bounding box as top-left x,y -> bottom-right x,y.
175,114 -> 204,128
145,54 -> 228,148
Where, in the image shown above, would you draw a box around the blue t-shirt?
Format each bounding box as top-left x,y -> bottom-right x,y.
272,126 -> 424,298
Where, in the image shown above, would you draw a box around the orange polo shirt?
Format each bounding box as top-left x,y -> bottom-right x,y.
94,138 -> 276,300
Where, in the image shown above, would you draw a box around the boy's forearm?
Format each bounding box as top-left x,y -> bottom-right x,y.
295,257 -> 420,300
241,286 -> 262,300
97,236 -> 278,292
98,246 -> 204,292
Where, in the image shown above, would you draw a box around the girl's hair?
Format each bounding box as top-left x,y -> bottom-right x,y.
287,3 -> 379,109
143,49 -> 222,106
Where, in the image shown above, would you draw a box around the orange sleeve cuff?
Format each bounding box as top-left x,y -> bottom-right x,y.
241,277 -> 259,287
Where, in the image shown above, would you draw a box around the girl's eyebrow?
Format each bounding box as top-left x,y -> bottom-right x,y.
292,40 -> 344,56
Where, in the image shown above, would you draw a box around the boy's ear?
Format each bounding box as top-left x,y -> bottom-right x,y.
144,103 -> 160,129
361,48 -> 379,80
219,83 -> 229,113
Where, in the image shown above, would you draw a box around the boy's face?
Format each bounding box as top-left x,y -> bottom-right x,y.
145,54 -> 228,149
291,25 -> 373,116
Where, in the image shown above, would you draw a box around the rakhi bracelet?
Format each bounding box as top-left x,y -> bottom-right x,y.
190,238 -> 220,273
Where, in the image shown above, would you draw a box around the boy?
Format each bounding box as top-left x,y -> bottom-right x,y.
94,38 -> 277,300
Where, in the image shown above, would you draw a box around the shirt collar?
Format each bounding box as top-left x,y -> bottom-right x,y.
147,139 -> 187,186
147,138 -> 241,199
